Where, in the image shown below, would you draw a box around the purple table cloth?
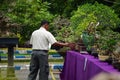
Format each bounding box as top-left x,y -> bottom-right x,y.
60,51 -> 120,80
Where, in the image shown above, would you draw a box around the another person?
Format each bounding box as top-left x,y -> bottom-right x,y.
28,20 -> 71,80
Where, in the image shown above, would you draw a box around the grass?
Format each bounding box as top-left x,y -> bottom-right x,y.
0,49 -> 57,56
0,58 -> 64,63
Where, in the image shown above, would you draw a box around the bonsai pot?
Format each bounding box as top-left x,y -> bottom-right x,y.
112,62 -> 120,71
91,52 -> 99,58
87,50 -> 92,55
105,57 -> 113,65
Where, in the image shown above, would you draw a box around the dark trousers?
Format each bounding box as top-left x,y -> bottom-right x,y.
28,50 -> 49,80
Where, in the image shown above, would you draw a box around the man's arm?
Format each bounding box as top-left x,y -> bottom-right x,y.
51,42 -> 77,51
53,42 -> 69,47
51,42 -> 69,50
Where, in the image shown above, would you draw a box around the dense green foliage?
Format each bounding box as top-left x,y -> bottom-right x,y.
112,0 -> 120,18
0,0 -> 120,52
69,3 -> 120,53
45,0 -> 97,17
97,30 -> 120,54
44,0 -> 120,18
0,0 -> 54,44
51,16 -> 75,42
70,3 -> 120,37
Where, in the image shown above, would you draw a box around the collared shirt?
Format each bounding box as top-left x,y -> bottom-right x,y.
30,27 -> 57,50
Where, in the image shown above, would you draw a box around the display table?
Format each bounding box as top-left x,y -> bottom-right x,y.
60,51 -> 120,80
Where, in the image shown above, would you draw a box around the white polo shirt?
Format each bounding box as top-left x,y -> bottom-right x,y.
30,27 -> 57,50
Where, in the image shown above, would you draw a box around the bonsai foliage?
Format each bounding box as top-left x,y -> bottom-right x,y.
112,0 -> 120,17
0,14 -> 20,38
70,3 -> 120,37
52,16 -> 75,42
96,30 -> 120,55
70,4 -> 97,40
70,3 -> 120,53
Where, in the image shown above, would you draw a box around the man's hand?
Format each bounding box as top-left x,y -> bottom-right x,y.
68,43 -> 76,50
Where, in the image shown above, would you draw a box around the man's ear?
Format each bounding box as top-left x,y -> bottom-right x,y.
44,24 -> 49,30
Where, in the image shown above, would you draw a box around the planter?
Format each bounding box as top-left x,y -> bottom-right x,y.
105,57 -> 113,65
99,55 -> 109,61
87,50 -> 92,55
112,62 -> 120,71
91,52 -> 99,58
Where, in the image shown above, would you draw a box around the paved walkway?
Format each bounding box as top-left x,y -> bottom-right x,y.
0,67 -> 61,80
0,68 -> 60,80
0,62 -> 62,80
16,69 -> 60,80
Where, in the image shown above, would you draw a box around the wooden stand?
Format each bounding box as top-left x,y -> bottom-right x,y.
0,38 -> 19,67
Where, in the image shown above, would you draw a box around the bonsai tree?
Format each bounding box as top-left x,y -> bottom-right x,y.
96,30 -> 120,64
97,30 -> 120,55
70,2 -> 120,43
51,16 -> 78,57
0,14 -> 20,38
52,15 -> 74,42
81,22 -> 99,53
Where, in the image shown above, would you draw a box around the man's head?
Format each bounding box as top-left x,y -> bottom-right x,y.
41,20 -> 49,30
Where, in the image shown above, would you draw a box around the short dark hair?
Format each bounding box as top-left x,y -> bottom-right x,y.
40,20 -> 49,26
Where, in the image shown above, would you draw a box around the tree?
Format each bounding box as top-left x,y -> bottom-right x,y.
112,0 -> 120,17
46,0 -> 96,17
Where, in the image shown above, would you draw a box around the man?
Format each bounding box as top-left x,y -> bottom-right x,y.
28,20 -> 70,80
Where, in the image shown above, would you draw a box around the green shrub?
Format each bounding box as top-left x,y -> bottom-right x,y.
69,3 -> 120,53
70,3 -> 120,38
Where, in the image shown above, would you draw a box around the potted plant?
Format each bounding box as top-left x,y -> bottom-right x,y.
0,15 -> 19,45
96,30 -> 120,64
